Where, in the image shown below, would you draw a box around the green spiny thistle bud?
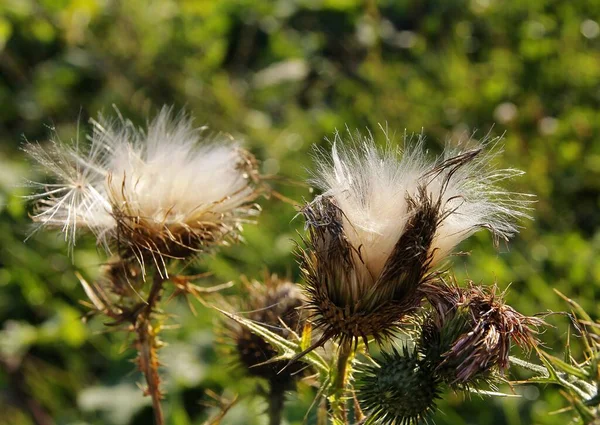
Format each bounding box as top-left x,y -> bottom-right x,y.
356,346 -> 440,425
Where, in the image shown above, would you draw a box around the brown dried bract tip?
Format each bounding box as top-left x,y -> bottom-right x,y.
77,260 -> 147,325
419,279 -> 544,385
226,274 -> 307,388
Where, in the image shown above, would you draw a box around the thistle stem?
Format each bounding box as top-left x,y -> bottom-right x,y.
135,273 -> 166,425
330,342 -> 352,424
267,382 -> 286,425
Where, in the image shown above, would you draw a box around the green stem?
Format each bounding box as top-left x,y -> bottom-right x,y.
330,343 -> 353,424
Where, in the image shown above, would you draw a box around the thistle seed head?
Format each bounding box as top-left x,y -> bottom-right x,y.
300,192 -> 433,346
25,107 -> 261,274
301,130 -> 530,346
419,280 -> 543,386
356,346 -> 440,425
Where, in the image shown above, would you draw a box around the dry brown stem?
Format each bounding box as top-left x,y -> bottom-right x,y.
134,273 -> 166,425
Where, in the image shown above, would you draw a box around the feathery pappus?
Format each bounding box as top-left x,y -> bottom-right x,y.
300,130 -> 531,347
24,107 -> 261,274
418,279 -> 543,387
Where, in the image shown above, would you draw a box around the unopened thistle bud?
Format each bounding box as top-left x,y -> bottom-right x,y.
226,275 -> 306,388
419,280 -> 542,386
300,131 -> 530,346
24,107 -> 261,274
355,346 -> 440,425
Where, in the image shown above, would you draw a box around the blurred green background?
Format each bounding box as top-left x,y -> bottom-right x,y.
1,0 -> 600,424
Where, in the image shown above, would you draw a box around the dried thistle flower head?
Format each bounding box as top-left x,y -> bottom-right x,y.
355,346 -> 441,425
225,274 -> 306,388
419,280 -> 543,386
301,130 -> 530,346
25,107 -> 261,273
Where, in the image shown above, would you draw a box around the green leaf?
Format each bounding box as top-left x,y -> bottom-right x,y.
541,351 -> 591,380
215,307 -> 329,373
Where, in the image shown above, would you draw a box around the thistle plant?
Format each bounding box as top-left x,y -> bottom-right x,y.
219,129 -> 542,425
25,115 -> 547,424
288,131 -> 533,420
24,107 -> 262,425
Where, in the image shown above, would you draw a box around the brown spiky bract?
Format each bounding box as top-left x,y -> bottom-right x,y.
419,279 -> 543,386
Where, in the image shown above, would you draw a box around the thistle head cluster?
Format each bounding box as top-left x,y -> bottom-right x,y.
25,107 -> 261,274
355,281 -> 541,424
300,131 -> 530,346
24,116 -> 542,425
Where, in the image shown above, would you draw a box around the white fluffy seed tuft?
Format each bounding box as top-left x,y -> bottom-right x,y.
310,129 -> 531,284
24,107 -> 260,262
